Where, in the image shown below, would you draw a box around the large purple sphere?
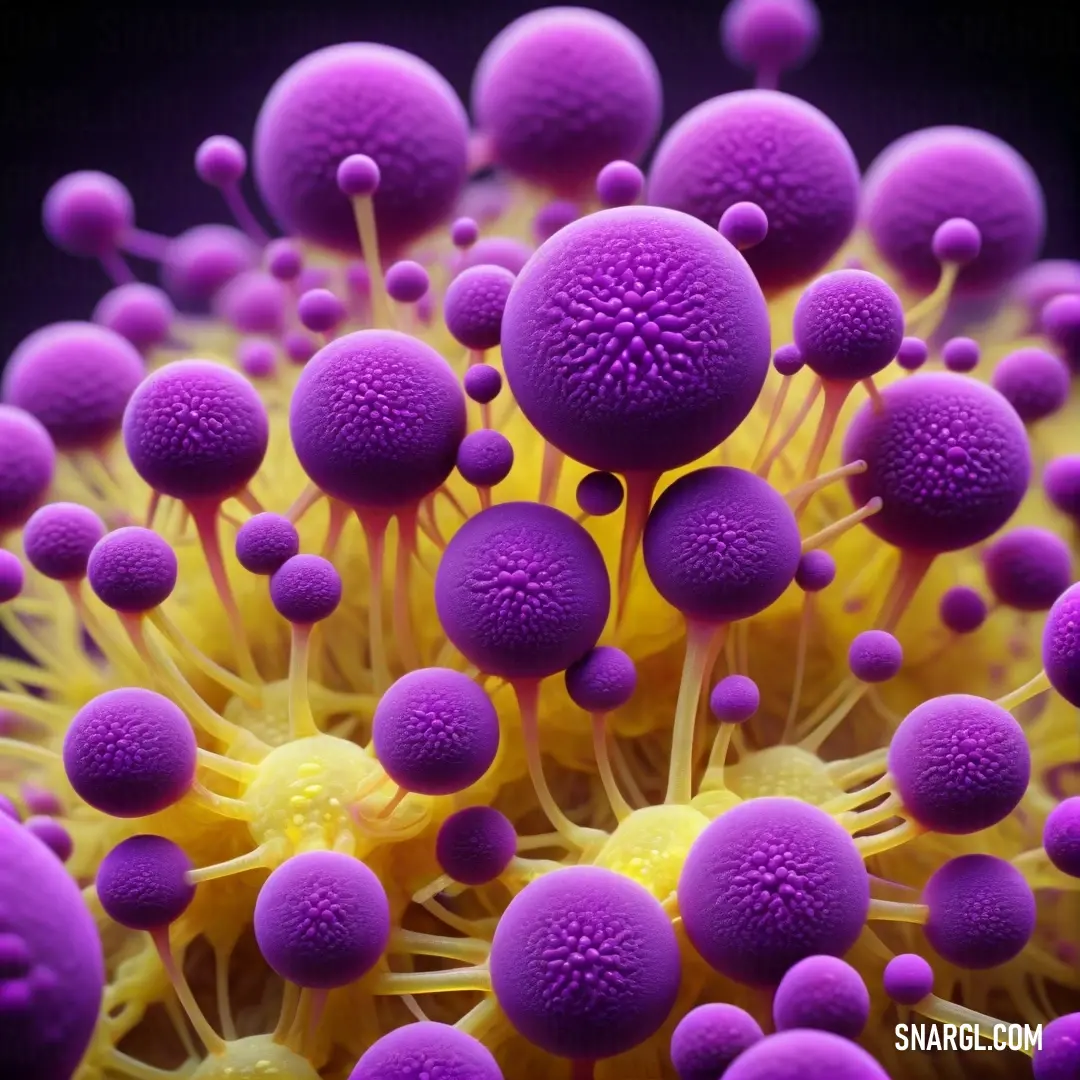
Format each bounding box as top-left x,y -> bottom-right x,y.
348,1022 -> 503,1080
723,1030 -> 889,1080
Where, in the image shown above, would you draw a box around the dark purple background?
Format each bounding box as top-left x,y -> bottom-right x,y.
2,0 -> 1078,360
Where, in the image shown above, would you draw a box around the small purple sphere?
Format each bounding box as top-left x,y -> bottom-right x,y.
1046,456 -> 1080,521
721,0 -> 821,80
670,1002 -> 763,1080
896,336 -> 929,371
565,646 -> 637,713
336,153 -> 381,198
22,502 -> 106,581
265,238 -> 303,281
348,1022 -> 503,1080
939,585 -> 987,634
237,338 -> 277,380
1034,1013 -> 1080,1080
772,955 -> 870,1038
455,236 -> 533,278
1044,797 -> 1080,878
436,806 -> 517,886
576,470 -> 624,517
795,549 -> 836,592
931,217 -> 982,265
161,224 -> 258,309
1013,261 -> 1080,327
88,526 -> 177,612
1045,584 -> 1080,708
96,834 -> 195,930
195,135 -> 247,187
42,171 -> 133,257
0,550 -> 24,603
883,953 -> 934,1006
235,513 -> 299,576
444,264 -> 515,351
1041,293 -> 1080,370
991,347 -> 1071,423
534,199 -> 580,242
847,630 -> 903,683
451,216 -> 480,249
284,330 -> 319,365
93,283 -> 175,353
24,816 -> 73,864
463,363 -> 503,405
984,526 -> 1072,611
457,429 -> 513,488
0,406 -> 55,533
385,260 -> 430,304
719,201 -> 769,251
215,270 -> 288,336
270,555 -> 342,625
773,343 -> 804,376
724,1028 -> 889,1080
709,674 -> 760,723
597,160 -> 645,208
297,288 -> 347,334
942,336 -> 980,373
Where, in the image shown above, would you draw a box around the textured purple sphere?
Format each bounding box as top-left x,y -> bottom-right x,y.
435,502 -> 609,679
679,798 -> 869,986
96,834 -> 195,931
472,8 -> 662,194
721,0 -> 821,77
254,851 -> 390,989
22,502 -> 106,582
1044,797 -> 1080,878
1044,584 -> 1080,708
1034,1013 -> 1080,1080
0,811 -> 103,1080
297,288 -> 346,333
502,205 -> 770,473
723,1030 -> 889,1080
862,126 -> 1046,293
565,645 -> 637,713
42,171 -> 133,257
939,585 -> 987,634
290,330 -> 466,509
436,806 -> 518,886
254,44 -> 469,255
88,526 -> 178,612
709,674 -> 760,723
348,1022 -> 504,1080
643,467 -> 801,623
463,363 -> 503,405
669,1002 -> 763,1080
576,470 -> 624,517
795,549 -> 836,592
991,347 -> 1071,423
63,688 -> 197,818
923,854 -> 1035,969
270,554 -> 343,624
648,90 -> 859,293
490,865 -> 681,1059
772,955 -> 870,1038
773,342 -> 804,376
882,953 -> 933,1006
215,271 -> 288,336
888,694 -> 1030,834
93,283 -> 175,352
984,526 -> 1072,611
842,373 -> 1030,553
847,630 -> 903,683
457,430 -> 514,488
235,512 -> 300,575
444,264 -> 516,351
266,238 -> 303,281
372,667 -> 500,796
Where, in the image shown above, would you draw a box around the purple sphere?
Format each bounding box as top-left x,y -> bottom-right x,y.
372,668 -> 500,796
254,44 -> 469,255
719,201 -> 770,251
773,343 -> 804,376
385,260 -> 430,304
882,953 -> 933,1006
297,288 -> 346,334
270,555 -> 342,625
457,429 -> 513,488
1045,584 -> 1080,707
4,321 -> 145,450
265,238 -> 303,281
709,674 -> 760,723
215,270 -> 288,336
0,551 -> 24,603
451,216 -> 480,248
941,336 -> 980,373
721,0 -> 821,78
195,135 -> 247,187
463,363 -> 503,405
435,502 -> 609,680
290,330 -> 466,510
0,812 -> 103,1080
24,816 -> 73,863
336,153 -> 381,198
88,526 -> 177,612
348,1022 -> 503,1080
504,206 -> 770,473
42,171 -> 133,257
490,866 -> 681,1059
565,645 -> 637,713
284,330 -> 319,365
533,199 -> 580,244
724,1030 -> 889,1080
643,467 -> 801,623
1042,293 -> 1080,371
923,855 -> 1035,969
669,1002 -> 763,1080
455,236 -> 532,277
842,373 -> 1030,553
577,470 -> 624,517
238,338 -> 277,380
861,127 -> 1045,294
444,264 -> 515,351
888,694 -> 1030,834
597,160 -> 645,208
0,406 -> 54,533
931,217 -> 982,265
254,851 -> 389,989
793,270 -> 904,381
1044,797 -> 1080,878
648,90 -> 859,293
1034,1013 -> 1080,1080
473,8 -> 661,194
123,360 -> 269,503
847,630 -> 903,683
1045,456 -> 1080,521
93,283 -> 175,353
21,784 -> 62,817
939,585 -> 987,634
96,834 -> 195,930
22,502 -> 105,582
161,224 -> 258,309
991,347 -> 1071,424
1012,260 -> 1080,327
679,798 -> 869,986
436,806 -> 517,886
795,549 -> 836,592
235,513 -> 299,575
984,526 -> 1072,611
63,688 -> 197,818
772,955 -> 870,1038
896,336 -> 929,371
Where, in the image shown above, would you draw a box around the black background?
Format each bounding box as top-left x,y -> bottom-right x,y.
1,0 -> 1077,359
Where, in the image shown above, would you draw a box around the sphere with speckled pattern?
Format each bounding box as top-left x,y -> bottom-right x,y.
1034,1013 -> 1080,1080
1044,583 -> 1080,708
348,1021 -> 504,1080
270,554 -> 343,625
565,645 -> 637,713
1044,797 -> 1080,878
669,1002 -> 763,1080
22,502 -> 105,582
436,806 -> 517,886
88,526 -> 178,612
723,1030 -> 890,1080
444,264 -> 516,351
96,834 -> 195,931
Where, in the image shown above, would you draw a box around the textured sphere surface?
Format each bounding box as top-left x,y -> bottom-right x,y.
348,1022 -> 504,1080
436,806 -> 517,886
679,797 -> 869,985
435,502 -> 610,679
489,865 -> 681,1059
22,502 -> 105,581
648,90 -> 859,292
1044,584 -> 1080,707
270,554 -> 342,624
669,1002 -> 763,1080
1033,1013 -> 1080,1080
88,526 -> 178,612
842,372 -> 1030,552
501,206 -> 771,473
0,812 -> 103,1080
290,330 -> 466,508
472,7 -> 662,193
888,694 -> 1030,834
772,955 -> 870,1038
444,263 -> 516,351
96,834 -> 195,930
565,645 -> 637,713
254,43 -> 469,254
723,1029 -> 890,1080
1044,798 -> 1080,878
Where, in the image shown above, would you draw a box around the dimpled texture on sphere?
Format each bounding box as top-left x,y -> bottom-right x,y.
679,798 -> 869,986
0,813 -> 103,1080
923,855 -> 1035,968
710,674 -> 760,723
991,347 -> 1071,423
565,646 -> 637,713
435,502 -> 609,679
1045,584 -> 1080,707
457,429 -> 513,488
669,1002 -> 763,1080
463,363 -> 502,405
501,206 -> 770,473
436,806 -> 517,886
888,694 -> 1030,834
88,526 -> 177,612
96,834 -> 195,930
772,955 -> 870,1038
490,866 -> 681,1059
723,1030 -> 890,1080
848,630 -> 903,683
643,467 -> 801,623
235,512 -> 300,575
254,44 -> 469,254
862,126 -> 1046,293
254,851 -> 389,989
372,668 -> 500,795
22,502 -> 105,581
348,1022 -> 504,1080
883,953 -> 933,1006
472,8 -> 661,193
1044,798 -> 1080,878
984,526 -> 1072,611
4,321 -> 145,449
1034,1013 -> 1080,1080
842,373 -> 1030,553
444,264 -> 515,351
270,554 -> 342,624
63,688 -> 197,817
648,90 -> 859,293
792,270 -> 904,381
123,360 -> 269,502
290,330 -> 466,508
795,549 -> 835,592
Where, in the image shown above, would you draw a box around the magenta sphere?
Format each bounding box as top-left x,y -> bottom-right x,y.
24,816 -> 73,863
336,153 -> 381,198
721,0 -> 821,78
991,347 -> 1071,423
643,467 -> 801,623
1044,797 -> 1080,878
451,216 -> 480,248
297,288 -> 346,333
385,260 -> 430,304
284,330 -> 318,365
457,429 -> 513,488
96,834 -> 195,931
463,363 -> 503,404
984,526 -> 1072,611
719,201 -> 769,251
195,135 -> 247,187
93,283 -> 175,353
22,502 -> 106,582
1012,260 -> 1080,327
576,470 -> 624,517
772,955 -> 870,1039
0,406 -> 55,533
235,512 -> 299,575
533,199 -> 580,244
0,550 -> 24,603
42,171 -> 133,257
444,264 -> 515,351
931,217 -> 982,265
669,1002 -> 763,1080
597,160 -> 645,208
436,806 -> 517,886
862,126 -> 1045,294
795,549 -> 836,592
265,238 -> 303,281
725,1030 -> 888,1080
348,1023 -> 503,1080
87,526 -> 178,613
435,502 -> 609,679
942,336 -> 980,373
773,342 -> 804,376
1045,456 -> 1080,521
709,674 -> 760,723
237,338 -> 277,379
1042,293 -> 1080,371
679,798 -> 869,986
1044,584 -> 1080,707
215,270 -> 287,336
896,336 -> 929,371
847,630 -> 903,683
502,206 -> 770,473
1034,1013 -> 1080,1080
842,373 -> 1030,553
939,585 -> 987,634
270,554 -> 343,625
648,90 -> 859,293
254,44 -> 469,255
455,236 -> 533,278
161,224 -> 258,309
882,953 -> 934,1006
565,645 -> 637,713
